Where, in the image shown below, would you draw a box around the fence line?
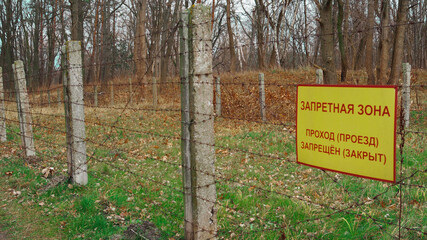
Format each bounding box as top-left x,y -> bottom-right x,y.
0,8 -> 426,240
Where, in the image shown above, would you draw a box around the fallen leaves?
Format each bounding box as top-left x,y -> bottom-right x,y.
41,167 -> 54,178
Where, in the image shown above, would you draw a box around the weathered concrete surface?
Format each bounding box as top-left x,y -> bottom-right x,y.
402,63 -> 411,128
65,41 -> 88,185
0,68 -> 6,142
316,69 -> 324,84
259,73 -> 266,122
189,5 -> 217,239
180,10 -> 193,240
13,61 -> 35,157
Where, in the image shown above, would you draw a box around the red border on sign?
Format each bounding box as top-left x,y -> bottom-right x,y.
296,84 -> 398,183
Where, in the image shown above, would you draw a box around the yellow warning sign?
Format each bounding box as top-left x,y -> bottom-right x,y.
296,85 -> 397,182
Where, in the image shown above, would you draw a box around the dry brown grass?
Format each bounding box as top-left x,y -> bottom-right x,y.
23,68 -> 427,125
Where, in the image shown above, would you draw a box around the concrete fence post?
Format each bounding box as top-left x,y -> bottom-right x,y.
94,85 -> 98,107
189,5 -> 217,239
64,41 -> 88,185
180,10 -> 193,240
47,89 -> 51,107
57,87 -> 61,109
40,89 -> 43,107
13,60 -> 36,157
215,77 -> 221,117
259,73 -> 266,122
62,49 -> 68,110
316,69 -> 323,84
0,68 -> 6,142
110,80 -> 114,106
153,77 -> 158,109
402,63 -> 411,128
129,78 -> 133,104
62,46 -> 72,175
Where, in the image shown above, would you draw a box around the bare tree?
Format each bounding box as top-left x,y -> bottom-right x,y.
134,0 -> 147,86
254,0 -> 266,69
47,0 -> 59,87
365,0 -> 376,85
226,0 -> 237,73
315,0 -> 337,84
0,0 -> 15,89
388,0 -> 409,85
336,0 -> 348,82
70,0 -> 84,41
257,0 -> 289,68
86,0 -> 100,84
377,0 -> 390,85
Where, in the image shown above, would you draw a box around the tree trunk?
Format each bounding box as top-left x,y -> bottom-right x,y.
70,0 -> 83,41
388,0 -> 409,85
377,0 -> 390,85
270,14 -> 282,68
304,0 -> 309,66
211,0 -> 215,30
147,2 -> 161,78
70,0 -> 84,80
85,0 -> 100,83
226,0 -> 237,73
111,0 -> 116,80
135,0 -> 147,87
159,1 -> 176,93
58,0 -> 67,86
39,1 -> 45,87
354,35 -> 366,70
313,27 -> 320,64
365,0 -> 376,85
255,1 -> 265,69
47,0 -> 58,87
318,0 -> 337,84
32,0 -> 41,89
337,0 -> 348,82
1,0 -> 14,90
99,1 -> 112,87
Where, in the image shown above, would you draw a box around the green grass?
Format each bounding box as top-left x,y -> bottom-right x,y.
0,107 -> 425,239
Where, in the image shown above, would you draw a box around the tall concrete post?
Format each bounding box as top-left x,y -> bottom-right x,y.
40,89 -> 43,106
57,87 -> 61,109
215,77 -> 221,117
47,89 -> 51,107
316,69 -> 324,84
94,85 -> 98,107
110,80 -> 114,106
129,78 -> 133,104
402,63 -> 411,128
64,41 -> 88,185
62,47 -> 68,110
180,10 -> 193,240
62,46 -> 72,178
0,68 -> 6,142
13,60 -> 36,157
189,5 -> 217,239
259,73 -> 266,122
153,77 -> 158,109
13,64 -> 24,147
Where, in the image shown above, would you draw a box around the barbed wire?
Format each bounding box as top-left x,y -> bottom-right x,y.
0,17 -> 425,239
2,85 -> 426,236
4,115 -> 425,238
